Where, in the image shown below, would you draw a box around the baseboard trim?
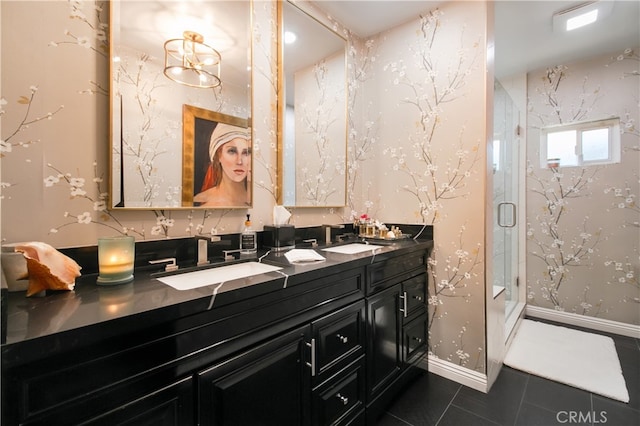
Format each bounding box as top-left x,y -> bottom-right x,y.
421,355 -> 488,393
526,306 -> 640,339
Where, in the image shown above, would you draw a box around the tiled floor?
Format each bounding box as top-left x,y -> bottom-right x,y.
377,319 -> 640,426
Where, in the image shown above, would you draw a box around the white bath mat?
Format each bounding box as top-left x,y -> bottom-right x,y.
504,319 -> 629,403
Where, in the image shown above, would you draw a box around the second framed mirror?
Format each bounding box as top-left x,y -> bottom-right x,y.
277,1 -> 348,207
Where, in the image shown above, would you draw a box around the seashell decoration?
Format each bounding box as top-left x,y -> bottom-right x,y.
12,242 -> 82,297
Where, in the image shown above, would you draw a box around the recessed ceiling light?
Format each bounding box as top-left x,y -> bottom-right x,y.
566,9 -> 598,31
552,1 -> 614,33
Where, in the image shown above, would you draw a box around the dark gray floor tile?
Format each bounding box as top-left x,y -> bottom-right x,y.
515,402 -> 586,426
375,412 -> 413,426
437,405 -> 501,426
380,322 -> 638,426
615,340 -> 640,410
523,374 -> 592,414
385,372 -> 461,426
450,367 -> 528,425
592,394 -> 640,426
610,334 -> 640,351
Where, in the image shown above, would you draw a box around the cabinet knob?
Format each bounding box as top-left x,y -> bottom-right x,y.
336,393 -> 349,406
413,295 -> 423,301
412,337 -> 423,343
336,334 -> 348,344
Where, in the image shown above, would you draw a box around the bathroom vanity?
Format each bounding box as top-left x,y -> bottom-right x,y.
1,239 -> 432,425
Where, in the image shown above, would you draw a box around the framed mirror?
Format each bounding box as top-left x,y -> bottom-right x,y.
109,0 -> 251,209
277,1 -> 348,207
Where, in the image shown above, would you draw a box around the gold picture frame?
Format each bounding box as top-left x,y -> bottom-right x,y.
182,105 -> 252,208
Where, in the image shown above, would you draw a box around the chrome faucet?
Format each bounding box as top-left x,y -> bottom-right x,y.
223,249 -> 243,261
322,224 -> 345,244
149,258 -> 179,272
195,235 -> 222,266
336,233 -> 352,243
303,238 -> 318,248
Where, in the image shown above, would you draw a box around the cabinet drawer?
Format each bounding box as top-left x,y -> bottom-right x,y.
312,301 -> 365,380
312,357 -> 365,426
79,376 -> 194,426
12,372 -> 194,426
403,273 -> 427,318
403,316 -> 427,365
367,250 -> 427,294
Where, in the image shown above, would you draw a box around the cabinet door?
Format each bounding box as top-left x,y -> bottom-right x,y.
77,376 -> 194,426
198,326 -> 311,426
366,285 -> 401,399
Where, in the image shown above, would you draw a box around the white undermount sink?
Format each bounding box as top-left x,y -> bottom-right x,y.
156,262 -> 282,291
321,243 -> 384,255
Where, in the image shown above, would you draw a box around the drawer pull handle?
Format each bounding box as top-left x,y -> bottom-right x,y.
399,292 -> 408,318
412,337 -> 423,343
336,393 -> 349,405
336,334 -> 348,344
413,295 -> 423,301
306,339 -> 316,377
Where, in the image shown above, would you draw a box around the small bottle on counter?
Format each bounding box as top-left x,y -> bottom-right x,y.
240,214 -> 257,254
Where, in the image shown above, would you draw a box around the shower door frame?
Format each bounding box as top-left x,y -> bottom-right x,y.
492,80 -> 527,340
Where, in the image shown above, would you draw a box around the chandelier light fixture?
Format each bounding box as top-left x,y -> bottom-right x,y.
164,31 -> 221,89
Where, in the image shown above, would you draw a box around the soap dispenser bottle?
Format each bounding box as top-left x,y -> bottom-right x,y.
240,214 -> 257,254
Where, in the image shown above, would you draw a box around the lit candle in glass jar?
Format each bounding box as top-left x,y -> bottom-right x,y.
97,236 -> 135,285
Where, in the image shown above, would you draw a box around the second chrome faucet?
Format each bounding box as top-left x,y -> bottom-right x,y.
195,235 -> 222,266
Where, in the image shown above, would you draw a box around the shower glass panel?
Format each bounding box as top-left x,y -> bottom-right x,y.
493,80 -> 520,321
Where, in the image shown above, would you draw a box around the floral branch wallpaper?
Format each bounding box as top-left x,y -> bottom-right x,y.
113,52 -> 184,208
293,53 -> 346,206
526,49 -> 640,325
353,3 -> 488,369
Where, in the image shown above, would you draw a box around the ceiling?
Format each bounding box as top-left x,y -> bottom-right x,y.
311,0 -> 640,78
115,1 -> 250,90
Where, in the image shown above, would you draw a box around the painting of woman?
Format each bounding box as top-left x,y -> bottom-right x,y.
193,123 -> 251,207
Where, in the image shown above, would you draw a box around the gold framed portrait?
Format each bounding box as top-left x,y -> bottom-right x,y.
182,105 -> 252,208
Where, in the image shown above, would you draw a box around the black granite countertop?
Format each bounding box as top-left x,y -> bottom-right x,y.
2,239 -> 433,361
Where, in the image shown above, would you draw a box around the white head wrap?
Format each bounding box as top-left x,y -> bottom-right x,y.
209,123 -> 250,161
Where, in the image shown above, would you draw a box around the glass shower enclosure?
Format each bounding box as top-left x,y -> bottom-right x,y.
493,80 -> 521,328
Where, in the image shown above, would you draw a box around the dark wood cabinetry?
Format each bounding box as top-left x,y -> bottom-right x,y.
198,300 -> 366,426
365,249 -> 429,423
80,377 -> 195,426
311,302 -> 367,425
2,242 -> 431,426
199,325 -> 310,425
312,357 -> 366,426
367,284 -> 403,398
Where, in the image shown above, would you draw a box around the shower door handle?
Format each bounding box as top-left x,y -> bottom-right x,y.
497,202 -> 516,228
